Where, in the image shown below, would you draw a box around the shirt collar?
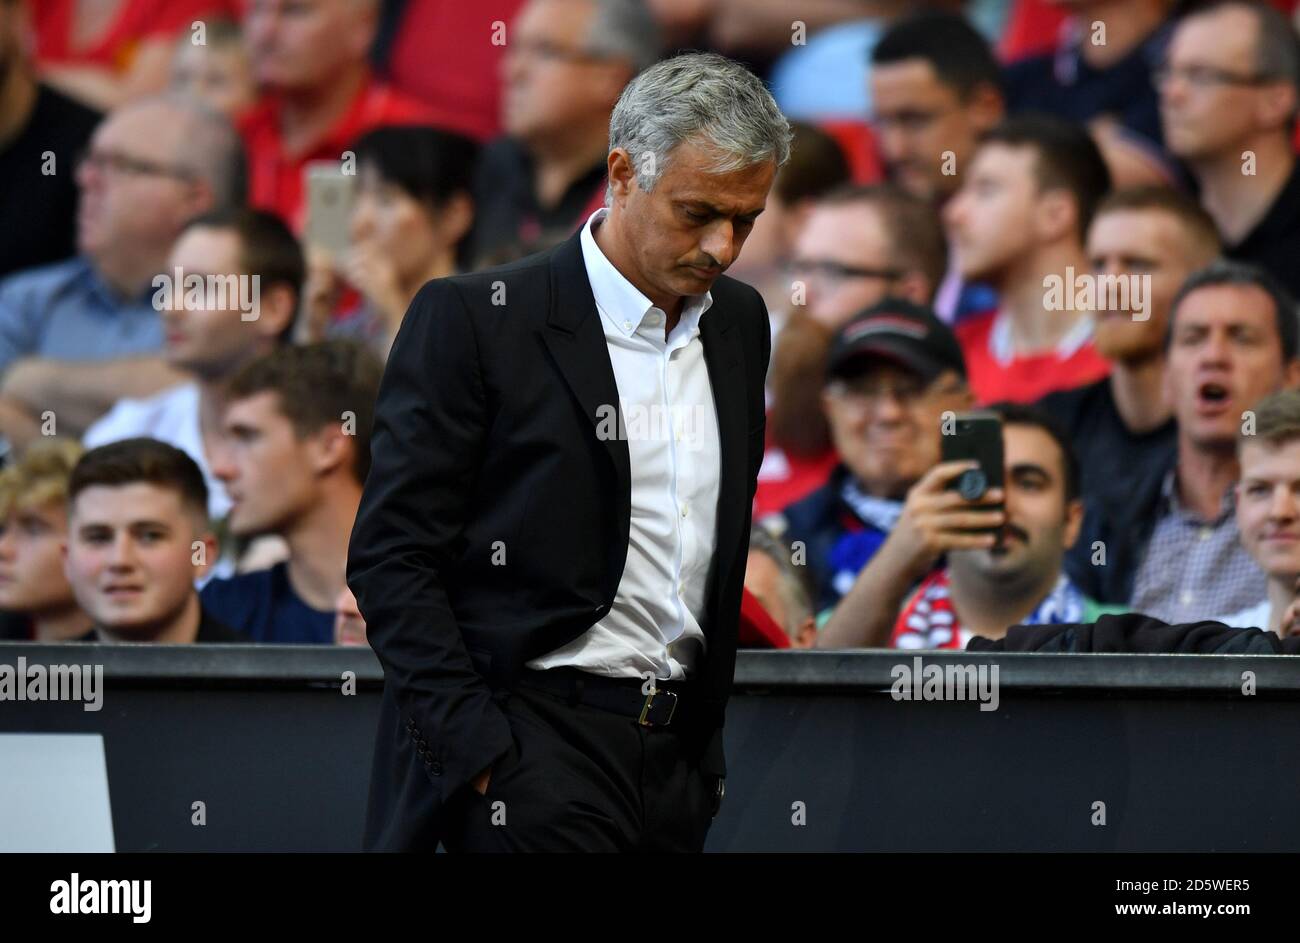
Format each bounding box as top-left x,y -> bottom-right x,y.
989,307 -> 1095,364
1160,467 -> 1237,523
579,208 -> 712,338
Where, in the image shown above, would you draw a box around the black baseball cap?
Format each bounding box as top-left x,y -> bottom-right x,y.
826,298 -> 967,383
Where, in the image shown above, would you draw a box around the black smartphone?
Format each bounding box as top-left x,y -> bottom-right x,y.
940,411 -> 1004,533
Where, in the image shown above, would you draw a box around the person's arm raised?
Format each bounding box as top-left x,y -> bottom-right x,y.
819,461 -> 1004,649
347,280 -> 512,802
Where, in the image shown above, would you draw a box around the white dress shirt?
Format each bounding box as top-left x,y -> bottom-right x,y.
525,209 -> 722,681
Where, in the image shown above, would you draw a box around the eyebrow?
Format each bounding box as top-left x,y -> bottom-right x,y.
678,199 -> 765,219
1009,462 -> 1052,481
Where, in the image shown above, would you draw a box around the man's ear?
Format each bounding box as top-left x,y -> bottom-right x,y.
1063,497 -> 1085,550
310,422 -> 352,478
1035,189 -> 1077,244
967,82 -> 1005,133
606,147 -> 638,204
254,283 -> 297,343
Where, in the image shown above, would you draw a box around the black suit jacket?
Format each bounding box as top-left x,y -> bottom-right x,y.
347,230 -> 771,851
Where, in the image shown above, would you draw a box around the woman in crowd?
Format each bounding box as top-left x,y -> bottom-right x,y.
301,125 -> 478,360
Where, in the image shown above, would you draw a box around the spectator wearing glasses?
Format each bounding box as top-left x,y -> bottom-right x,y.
1158,0 -> 1300,299
0,95 -> 244,448
469,0 -> 662,264
756,184 -> 948,517
761,298 -> 973,615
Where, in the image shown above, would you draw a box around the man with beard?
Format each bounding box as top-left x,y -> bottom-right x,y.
762,298 -> 972,615
819,402 -> 1108,649
1038,187 -> 1220,516
1072,261 -> 1300,616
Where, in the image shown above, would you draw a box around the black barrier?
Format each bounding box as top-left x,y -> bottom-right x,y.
1,643 -> 1298,851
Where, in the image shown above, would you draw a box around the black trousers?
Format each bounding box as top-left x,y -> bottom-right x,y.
440,681 -> 719,852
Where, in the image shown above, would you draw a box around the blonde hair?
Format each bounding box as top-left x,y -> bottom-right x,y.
0,439 -> 84,518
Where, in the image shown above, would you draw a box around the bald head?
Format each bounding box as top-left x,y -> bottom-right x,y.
75,95 -> 244,295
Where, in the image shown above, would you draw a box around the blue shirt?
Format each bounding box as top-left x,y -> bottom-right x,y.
199,562 -> 335,644
0,257 -> 164,374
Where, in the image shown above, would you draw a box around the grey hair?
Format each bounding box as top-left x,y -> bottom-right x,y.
606,52 -> 792,204
123,93 -> 246,211
748,526 -> 815,637
585,0 -> 663,75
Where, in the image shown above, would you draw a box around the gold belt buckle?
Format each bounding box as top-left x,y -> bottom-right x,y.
638,687 -> 678,726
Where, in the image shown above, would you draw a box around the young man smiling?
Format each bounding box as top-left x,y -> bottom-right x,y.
64,438 -> 244,644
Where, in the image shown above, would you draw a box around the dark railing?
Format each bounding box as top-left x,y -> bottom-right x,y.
2,643 -> 1297,851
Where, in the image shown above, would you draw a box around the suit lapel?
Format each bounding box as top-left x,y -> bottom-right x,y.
700,298 -> 746,634
540,233 -> 632,534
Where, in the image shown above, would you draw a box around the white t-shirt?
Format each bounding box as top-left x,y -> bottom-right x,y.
83,382 -> 231,519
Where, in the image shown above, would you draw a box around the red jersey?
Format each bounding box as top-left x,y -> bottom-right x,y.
32,0 -> 241,71
954,309 -> 1111,404
382,0 -> 525,142
237,76 -> 437,232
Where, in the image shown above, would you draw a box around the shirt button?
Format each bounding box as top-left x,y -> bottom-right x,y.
1198,528 -> 1212,541
1180,590 -> 1194,606
623,320 -> 633,331
681,505 -> 689,519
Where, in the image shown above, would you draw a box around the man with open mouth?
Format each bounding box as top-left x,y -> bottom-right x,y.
1071,260 -> 1300,621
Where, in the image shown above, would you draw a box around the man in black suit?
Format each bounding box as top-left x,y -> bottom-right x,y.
348,52 -> 791,852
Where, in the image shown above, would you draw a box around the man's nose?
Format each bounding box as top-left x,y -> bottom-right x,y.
1270,486 -> 1298,520
107,533 -> 137,568
699,221 -> 736,269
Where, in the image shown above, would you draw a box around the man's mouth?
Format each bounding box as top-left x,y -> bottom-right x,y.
1196,380 -> 1231,413
103,585 -> 144,598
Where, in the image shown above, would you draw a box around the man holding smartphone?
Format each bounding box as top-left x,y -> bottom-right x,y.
819,403 -> 1112,648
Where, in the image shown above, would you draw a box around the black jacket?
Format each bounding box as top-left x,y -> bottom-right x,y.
1064,447 -> 1175,605
968,611 -> 1300,654
347,231 -> 770,851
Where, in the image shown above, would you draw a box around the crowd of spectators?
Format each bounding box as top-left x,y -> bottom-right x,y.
5,0 -> 1300,647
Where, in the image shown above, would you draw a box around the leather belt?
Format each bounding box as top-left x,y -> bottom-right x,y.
515,666 -> 698,728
